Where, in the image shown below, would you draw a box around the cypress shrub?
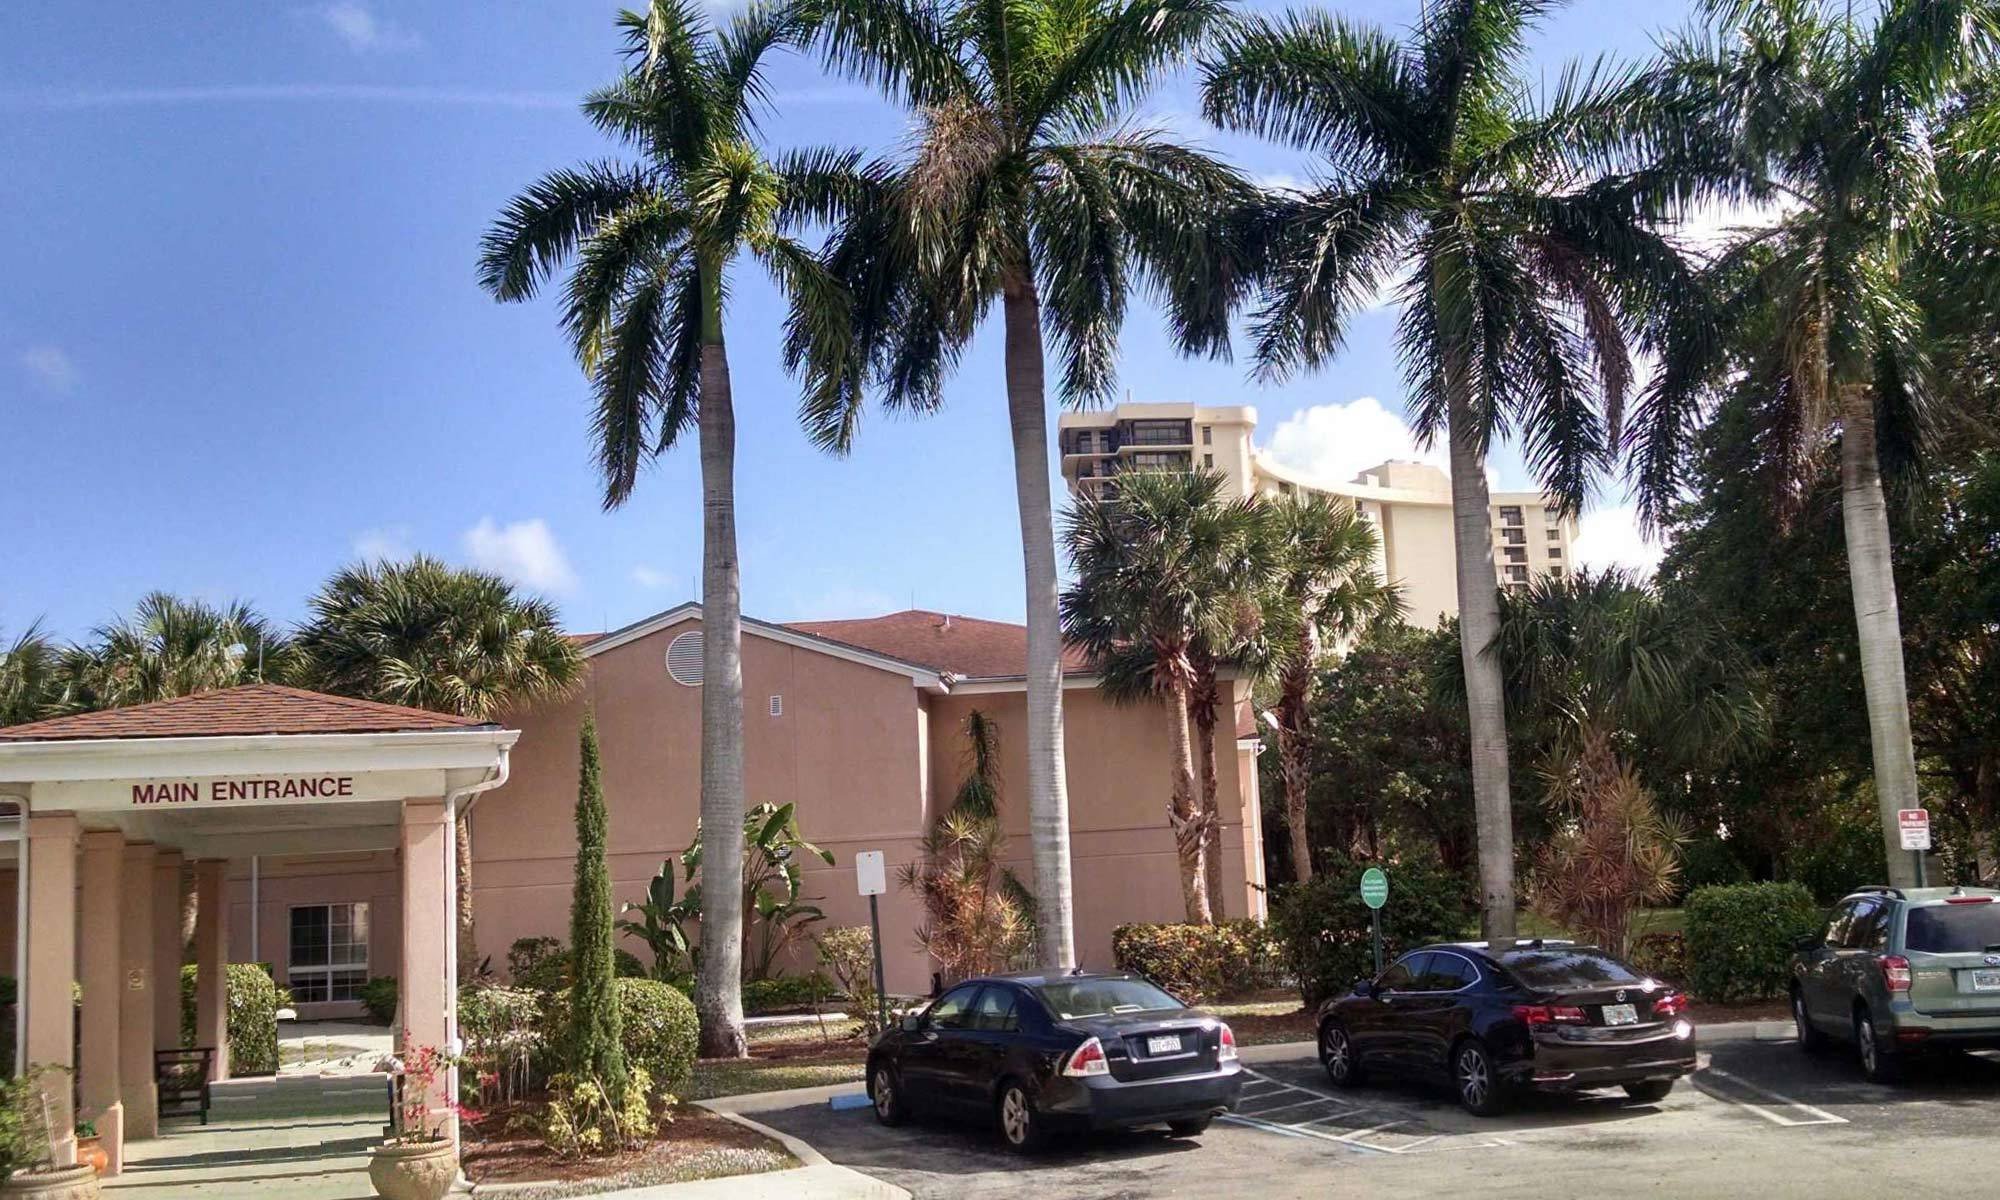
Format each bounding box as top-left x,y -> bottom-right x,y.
564,711 -> 626,1090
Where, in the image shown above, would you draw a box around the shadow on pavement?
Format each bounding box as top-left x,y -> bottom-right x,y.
754,1099 -> 1203,1175
1702,1037 -> 2000,1113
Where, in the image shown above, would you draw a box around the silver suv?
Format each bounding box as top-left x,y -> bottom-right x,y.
1789,886 -> 2000,1081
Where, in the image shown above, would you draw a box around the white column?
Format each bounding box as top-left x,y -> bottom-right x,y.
400,799 -> 457,1148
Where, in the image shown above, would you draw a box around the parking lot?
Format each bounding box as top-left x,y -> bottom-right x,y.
722,1029 -> 2000,1199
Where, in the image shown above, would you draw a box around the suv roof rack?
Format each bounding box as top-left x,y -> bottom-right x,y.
1852,885 -> 1905,898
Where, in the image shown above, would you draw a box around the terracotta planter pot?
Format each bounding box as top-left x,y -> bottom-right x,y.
366,1141 -> 456,1200
73,1140 -> 106,1177
0,1164 -> 101,1200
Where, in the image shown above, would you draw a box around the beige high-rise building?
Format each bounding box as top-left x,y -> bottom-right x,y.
1057,403 -> 1579,626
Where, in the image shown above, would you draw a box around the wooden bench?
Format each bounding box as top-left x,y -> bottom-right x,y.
155,1048 -> 214,1124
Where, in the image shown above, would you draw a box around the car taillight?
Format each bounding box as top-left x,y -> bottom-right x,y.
1512,1004 -> 1588,1026
1944,896 -> 1995,904
1063,1037 -> 1109,1077
1653,992 -> 1689,1018
1881,955 -> 1913,993
1218,1024 -> 1238,1062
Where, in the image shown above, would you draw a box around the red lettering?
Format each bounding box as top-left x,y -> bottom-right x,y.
133,783 -> 157,805
337,777 -> 353,797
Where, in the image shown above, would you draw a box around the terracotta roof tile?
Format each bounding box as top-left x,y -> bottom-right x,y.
0,684 -> 494,742
783,610 -> 1093,679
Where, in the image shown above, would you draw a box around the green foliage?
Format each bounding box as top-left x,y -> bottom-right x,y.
543,979 -> 697,1092
1110,920 -> 1285,1005
1680,838 -> 1751,897
178,963 -> 289,1076
1630,931 -> 1691,986
675,801 -> 835,982
0,623 -> 67,726
510,940 -> 645,992
0,1065 -> 69,1179
741,973 -> 834,1015
617,859 -> 700,982
1684,883 -> 1823,1003
1783,798 -> 1891,905
459,986 -> 544,1106
1268,855 -> 1477,1007
508,936 -> 563,983
565,712 -> 626,1092
539,1066 -> 659,1159
360,977 -> 398,1026
815,927 -> 880,1038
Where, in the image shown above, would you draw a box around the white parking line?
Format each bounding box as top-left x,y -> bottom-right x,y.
1223,1069 -> 1516,1156
1695,1061 -> 1849,1127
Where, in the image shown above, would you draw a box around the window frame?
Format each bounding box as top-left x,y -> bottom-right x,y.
287,901 -> 371,1004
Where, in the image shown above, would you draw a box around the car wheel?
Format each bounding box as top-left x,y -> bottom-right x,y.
869,1062 -> 908,1126
1622,1079 -> 1674,1104
996,1080 -> 1049,1152
1792,988 -> 1829,1053
1166,1117 -> 1212,1138
1855,1008 -> 1902,1084
1453,1039 -> 1508,1117
1319,1020 -> 1365,1088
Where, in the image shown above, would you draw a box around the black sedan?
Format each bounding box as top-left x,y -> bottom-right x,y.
1315,941 -> 1697,1115
866,970 -> 1244,1151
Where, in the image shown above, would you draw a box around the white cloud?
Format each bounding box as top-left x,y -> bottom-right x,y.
1573,503 -> 1666,576
462,518 -> 578,594
351,525 -> 413,563
18,345 -> 77,392
630,565 -> 675,591
306,2 -> 422,52
1262,396 -> 1451,484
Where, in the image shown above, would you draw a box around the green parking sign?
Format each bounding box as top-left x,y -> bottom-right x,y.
1359,867 -> 1389,910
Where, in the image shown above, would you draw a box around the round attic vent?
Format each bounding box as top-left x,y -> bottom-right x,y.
666,631 -> 704,686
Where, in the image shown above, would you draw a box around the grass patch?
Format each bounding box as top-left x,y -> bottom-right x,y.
686,1059 -> 865,1100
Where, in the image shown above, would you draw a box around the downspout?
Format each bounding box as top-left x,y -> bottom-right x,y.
249,856 -> 259,971
439,751 -> 508,1183
0,792 -> 28,1079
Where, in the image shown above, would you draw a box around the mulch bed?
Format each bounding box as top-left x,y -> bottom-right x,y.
461,1102 -> 794,1195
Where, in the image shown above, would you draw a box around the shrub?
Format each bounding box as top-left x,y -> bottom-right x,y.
459,986 -> 545,1105
539,1067 -> 659,1159
360,977 -> 397,1025
1784,802 -> 1889,904
742,973 -> 834,1015
815,927 -> 879,1037
179,963 -> 289,1076
1684,882 -> 1823,1002
565,712 -> 626,1090
1629,931 -> 1690,985
509,939 -> 646,992
1679,837 -> 1751,897
508,936 -> 563,983
542,978 -> 697,1091
1110,920 -> 1284,1005
1268,855 -> 1477,1007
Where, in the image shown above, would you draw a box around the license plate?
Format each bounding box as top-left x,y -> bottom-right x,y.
1146,1034 -> 1182,1055
1603,1004 -> 1638,1026
1971,970 -> 2000,992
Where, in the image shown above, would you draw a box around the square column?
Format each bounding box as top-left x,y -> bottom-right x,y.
151,850 -> 185,1052
78,830 -> 126,1175
120,842 -> 159,1141
193,860 -> 229,1081
400,799 -> 458,1147
23,814 -> 79,1168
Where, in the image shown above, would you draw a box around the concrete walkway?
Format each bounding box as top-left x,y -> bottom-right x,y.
104,1109 -> 381,1198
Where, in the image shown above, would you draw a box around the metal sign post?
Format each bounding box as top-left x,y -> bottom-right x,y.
855,850 -> 889,1034
1359,867 -> 1389,976
1898,809 -> 1931,888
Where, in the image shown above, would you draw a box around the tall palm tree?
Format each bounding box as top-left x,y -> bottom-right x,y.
1202,0 -> 1695,944
1631,0 -> 1999,886
796,0 -> 1247,965
65,592 -> 293,710
477,0 -> 849,1055
1261,494 -> 1402,883
294,555 -> 586,983
0,622 -> 65,727
1060,471 -> 1268,922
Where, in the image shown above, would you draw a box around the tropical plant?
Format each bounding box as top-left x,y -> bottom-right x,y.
478,0 -> 852,1057
616,860 -> 700,982
1202,0 -> 1698,944
1630,0 -> 2000,885
295,554 -> 584,983
565,712 -> 627,1092
674,802 -> 836,982
900,810 -> 1036,983
1062,471 -> 1270,921
1259,492 -> 1402,883
796,0 -> 1250,967
63,592 -> 293,710
814,926 -> 881,1037
0,623 -> 65,727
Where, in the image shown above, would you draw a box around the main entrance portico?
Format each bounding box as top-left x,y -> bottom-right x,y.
0,685 -> 518,1177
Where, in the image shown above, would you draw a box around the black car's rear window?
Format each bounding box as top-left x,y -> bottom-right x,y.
1036,978 -> 1182,1019
1501,949 -> 1647,990
1906,901 -> 2000,953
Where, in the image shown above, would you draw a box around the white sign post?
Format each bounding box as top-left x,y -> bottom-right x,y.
855,851 -> 889,1032
1898,809 -> 1931,886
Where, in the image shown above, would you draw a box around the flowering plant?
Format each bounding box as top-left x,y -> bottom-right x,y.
386,1038 -> 476,1146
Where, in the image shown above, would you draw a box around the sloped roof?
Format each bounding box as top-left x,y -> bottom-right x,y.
784,610 -> 1093,680
0,684 -> 495,743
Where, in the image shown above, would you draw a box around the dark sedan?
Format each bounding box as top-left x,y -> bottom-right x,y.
866,970 -> 1244,1151
1315,941 -> 1697,1115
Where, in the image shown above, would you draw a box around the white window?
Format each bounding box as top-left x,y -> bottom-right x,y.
289,903 -> 370,1004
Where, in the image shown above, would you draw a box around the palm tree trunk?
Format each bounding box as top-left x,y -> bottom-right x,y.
1164,681 -> 1213,923
1838,384 -> 1924,889
694,271 -> 749,1059
1277,662 -> 1315,883
1446,386 -> 1518,948
1001,272 -> 1077,967
455,812 -> 478,984
1192,659 -> 1225,917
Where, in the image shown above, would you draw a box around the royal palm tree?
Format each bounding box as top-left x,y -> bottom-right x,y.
0,622 -> 65,727
65,592 -> 293,710
478,0 -> 850,1055
294,555 -> 585,983
1261,494 -> 1402,883
796,0 -> 1247,964
1630,0 -> 2000,886
1202,0 -> 1696,943
1060,471 -> 1268,921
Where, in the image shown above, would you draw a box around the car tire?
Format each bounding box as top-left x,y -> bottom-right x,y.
1792,988 -> 1829,1054
1319,1020 -> 1366,1088
1622,1079 -> 1674,1104
1166,1117 -> 1213,1138
1854,1008 -> 1902,1084
869,1062 -> 908,1126
1452,1038 -> 1508,1117
996,1079 -> 1049,1153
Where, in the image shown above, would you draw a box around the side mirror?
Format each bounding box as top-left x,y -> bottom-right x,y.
900,1012 -> 923,1033
1354,979 -> 1377,999
1793,936 -> 1821,952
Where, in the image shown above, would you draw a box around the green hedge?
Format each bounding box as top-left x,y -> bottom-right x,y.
742,973 -> 835,1015
1110,920 -> 1285,1005
1684,882 -> 1822,1002
179,964 -> 289,1076
509,937 -> 645,992
541,978 -> 697,1091
360,977 -> 398,1025
1268,856 -> 1477,1007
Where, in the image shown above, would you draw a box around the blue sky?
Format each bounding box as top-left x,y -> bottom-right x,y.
0,0 -> 1695,643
